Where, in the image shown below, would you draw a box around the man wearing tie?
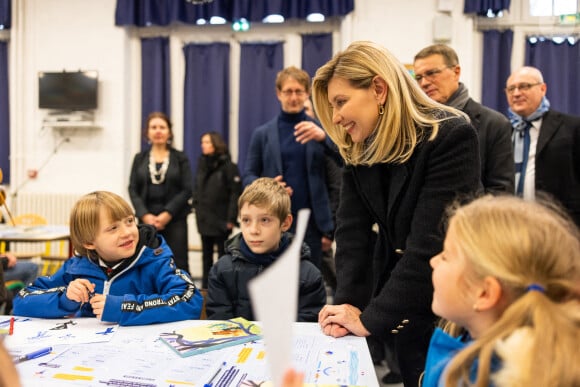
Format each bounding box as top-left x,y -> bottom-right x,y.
505,66 -> 580,226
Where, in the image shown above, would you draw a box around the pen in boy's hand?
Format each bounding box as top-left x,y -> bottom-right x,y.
14,347 -> 53,363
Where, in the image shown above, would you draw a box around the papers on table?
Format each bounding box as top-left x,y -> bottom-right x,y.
3,317 -> 118,348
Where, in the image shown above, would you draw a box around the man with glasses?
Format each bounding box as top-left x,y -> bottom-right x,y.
243,66 -> 337,270
506,66 -> 580,226
414,44 -> 514,194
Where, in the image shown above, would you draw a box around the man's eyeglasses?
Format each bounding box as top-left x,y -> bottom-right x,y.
505,82 -> 542,94
414,65 -> 454,82
280,89 -> 306,97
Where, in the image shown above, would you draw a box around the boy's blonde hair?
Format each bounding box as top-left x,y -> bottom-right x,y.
443,195 -> 580,386
69,191 -> 135,257
238,178 -> 291,223
312,40 -> 465,166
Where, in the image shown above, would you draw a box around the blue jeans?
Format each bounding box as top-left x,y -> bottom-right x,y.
4,261 -> 39,285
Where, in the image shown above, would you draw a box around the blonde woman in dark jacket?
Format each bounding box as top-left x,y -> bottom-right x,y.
314,41 -> 480,386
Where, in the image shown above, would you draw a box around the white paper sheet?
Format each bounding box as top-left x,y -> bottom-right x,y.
3,317 -> 118,348
248,208 -> 310,387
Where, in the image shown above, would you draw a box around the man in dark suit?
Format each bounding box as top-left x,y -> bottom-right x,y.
243,66 -> 337,270
414,44 -> 514,194
506,66 -> 580,226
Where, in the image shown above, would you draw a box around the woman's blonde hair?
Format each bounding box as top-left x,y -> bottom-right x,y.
69,191 -> 135,257
312,40 -> 464,166
443,195 -> 580,386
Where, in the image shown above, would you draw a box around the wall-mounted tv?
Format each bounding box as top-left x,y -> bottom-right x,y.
38,71 -> 99,110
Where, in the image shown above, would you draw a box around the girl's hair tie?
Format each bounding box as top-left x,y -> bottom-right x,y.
526,284 -> 545,293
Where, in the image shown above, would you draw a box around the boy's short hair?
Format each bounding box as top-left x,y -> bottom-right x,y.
238,178 -> 291,223
69,191 -> 135,257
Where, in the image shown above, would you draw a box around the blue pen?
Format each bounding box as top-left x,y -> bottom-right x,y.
204,361 -> 226,387
15,347 -> 52,363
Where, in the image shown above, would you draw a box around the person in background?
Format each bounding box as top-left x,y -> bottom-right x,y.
243,66 -> 337,270
129,112 -> 194,274
206,177 -> 327,322
313,41 -> 481,386
303,98 -> 340,297
13,191 -> 203,326
414,44 -> 514,194
505,66 -> 580,226
1,252 -> 38,287
192,131 -> 242,289
424,195 -> 580,386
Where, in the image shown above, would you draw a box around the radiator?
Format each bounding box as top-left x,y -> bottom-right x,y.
6,192 -> 81,264
13,192 -> 81,225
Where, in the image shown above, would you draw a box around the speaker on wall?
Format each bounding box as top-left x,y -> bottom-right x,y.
433,14 -> 453,42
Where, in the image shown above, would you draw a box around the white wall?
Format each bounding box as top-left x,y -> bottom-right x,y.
9,0 -> 133,199
6,0 -> 483,201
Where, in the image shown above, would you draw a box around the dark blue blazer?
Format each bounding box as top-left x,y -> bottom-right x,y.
535,109 -> 580,226
242,116 -> 334,234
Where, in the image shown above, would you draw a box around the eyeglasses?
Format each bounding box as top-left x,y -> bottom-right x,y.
280,89 -> 306,97
505,82 -> 542,94
414,66 -> 454,82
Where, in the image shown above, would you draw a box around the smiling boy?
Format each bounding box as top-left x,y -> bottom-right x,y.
13,191 -> 202,326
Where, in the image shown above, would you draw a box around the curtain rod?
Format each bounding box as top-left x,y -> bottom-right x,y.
182,38 -> 286,45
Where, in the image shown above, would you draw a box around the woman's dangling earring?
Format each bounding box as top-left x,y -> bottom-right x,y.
378,104 -> 385,115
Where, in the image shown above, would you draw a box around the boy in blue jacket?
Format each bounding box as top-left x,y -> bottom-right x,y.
206,177 -> 326,322
13,191 -> 202,326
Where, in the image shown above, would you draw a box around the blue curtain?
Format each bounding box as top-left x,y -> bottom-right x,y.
0,0 -> 11,29
141,37 -> 171,150
237,42 -> 283,172
182,42 -> 230,175
0,41 -> 9,183
481,29 -> 513,115
301,33 -> 332,79
525,37 -> 580,116
115,0 -> 354,26
464,0 -> 510,15
232,0 -> 354,21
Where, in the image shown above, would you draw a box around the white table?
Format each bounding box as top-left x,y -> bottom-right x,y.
2,316 -> 379,387
0,224 -> 71,257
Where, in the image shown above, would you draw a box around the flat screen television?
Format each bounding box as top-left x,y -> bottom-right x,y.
38,71 -> 98,110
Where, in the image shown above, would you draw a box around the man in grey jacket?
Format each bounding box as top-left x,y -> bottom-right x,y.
414,44 -> 514,194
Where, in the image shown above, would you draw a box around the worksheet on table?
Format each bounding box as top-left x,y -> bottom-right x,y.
14,328 -> 373,386
3,317 -> 118,348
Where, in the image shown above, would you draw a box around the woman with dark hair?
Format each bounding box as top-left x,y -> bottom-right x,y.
128,112 -> 193,274
192,132 -> 241,288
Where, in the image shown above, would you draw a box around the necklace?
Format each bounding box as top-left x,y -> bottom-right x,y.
148,152 -> 170,184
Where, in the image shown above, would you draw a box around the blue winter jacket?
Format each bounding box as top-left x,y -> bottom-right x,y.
422,328 -> 500,387
13,226 -> 203,326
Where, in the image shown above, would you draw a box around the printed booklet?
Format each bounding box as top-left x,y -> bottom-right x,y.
159,317 -> 262,357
